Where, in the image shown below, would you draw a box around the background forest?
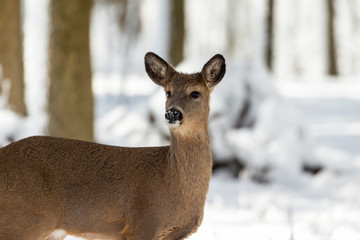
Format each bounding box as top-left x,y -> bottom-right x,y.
1,0 -> 360,239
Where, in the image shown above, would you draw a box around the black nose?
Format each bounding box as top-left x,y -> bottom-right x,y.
165,108 -> 183,123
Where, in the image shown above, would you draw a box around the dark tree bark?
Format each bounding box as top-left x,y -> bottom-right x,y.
327,0 -> 338,76
169,0 -> 185,66
0,0 -> 27,116
48,0 -> 94,141
265,0 -> 274,72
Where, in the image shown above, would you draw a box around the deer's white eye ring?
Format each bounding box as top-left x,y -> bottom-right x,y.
190,91 -> 200,99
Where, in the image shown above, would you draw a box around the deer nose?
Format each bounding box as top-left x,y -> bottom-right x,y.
165,108 -> 183,123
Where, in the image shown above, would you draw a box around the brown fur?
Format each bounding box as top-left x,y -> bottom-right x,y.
0,52 -> 225,240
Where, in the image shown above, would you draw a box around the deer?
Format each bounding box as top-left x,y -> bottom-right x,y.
0,52 -> 226,240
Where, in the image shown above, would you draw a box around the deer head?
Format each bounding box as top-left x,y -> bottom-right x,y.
145,52 -> 225,135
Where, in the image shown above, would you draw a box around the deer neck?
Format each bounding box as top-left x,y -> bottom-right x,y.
167,122 -> 212,188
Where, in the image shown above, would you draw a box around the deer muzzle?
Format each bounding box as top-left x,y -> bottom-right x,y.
165,108 -> 183,124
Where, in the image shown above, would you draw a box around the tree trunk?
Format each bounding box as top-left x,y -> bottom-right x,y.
48,0 -> 94,141
327,0 -> 338,76
226,0 -> 237,57
0,0 -> 27,116
169,0 -> 185,66
266,0 -> 274,72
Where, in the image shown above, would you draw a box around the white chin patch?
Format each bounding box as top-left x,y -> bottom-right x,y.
168,121 -> 181,129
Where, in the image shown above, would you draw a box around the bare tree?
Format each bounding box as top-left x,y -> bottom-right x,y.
0,0 -> 27,116
48,0 -> 94,141
327,0 -> 338,75
266,0 -> 274,72
169,0 -> 185,66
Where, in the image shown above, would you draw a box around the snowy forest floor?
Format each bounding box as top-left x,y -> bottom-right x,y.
64,80 -> 360,240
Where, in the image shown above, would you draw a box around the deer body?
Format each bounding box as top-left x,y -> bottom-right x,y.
0,53 -> 225,240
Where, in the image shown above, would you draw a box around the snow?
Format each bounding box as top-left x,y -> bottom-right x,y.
335,0 -> 360,76
22,0 -> 49,118
1,0 -> 360,239
274,0 -> 328,77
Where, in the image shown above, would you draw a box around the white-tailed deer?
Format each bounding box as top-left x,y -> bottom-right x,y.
0,52 -> 226,240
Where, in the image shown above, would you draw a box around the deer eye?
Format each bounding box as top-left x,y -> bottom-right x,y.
190,91 -> 200,99
166,91 -> 171,98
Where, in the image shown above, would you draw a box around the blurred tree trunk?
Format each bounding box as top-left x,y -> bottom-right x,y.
114,0 -> 128,29
0,0 -> 27,116
169,0 -> 185,66
118,0 -> 141,76
327,0 -> 338,75
48,0 -> 94,141
266,0 -> 274,72
226,0 -> 237,57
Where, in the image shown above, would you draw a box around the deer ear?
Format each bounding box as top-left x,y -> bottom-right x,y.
145,52 -> 175,86
201,54 -> 226,89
